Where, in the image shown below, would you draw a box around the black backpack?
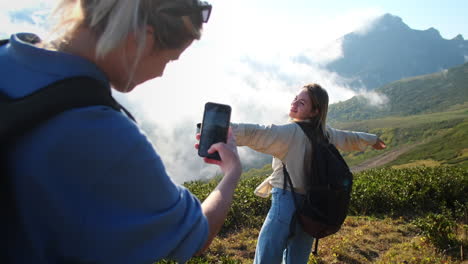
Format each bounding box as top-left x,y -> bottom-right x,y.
283,121 -> 353,255
1,38 -> 134,261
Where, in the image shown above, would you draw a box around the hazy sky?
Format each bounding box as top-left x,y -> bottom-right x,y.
2,0 -> 466,182
272,0 -> 468,39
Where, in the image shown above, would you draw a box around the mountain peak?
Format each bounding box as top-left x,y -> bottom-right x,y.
452,34 -> 464,41
381,13 -> 403,23
374,13 -> 409,31
425,27 -> 442,38
326,13 -> 468,90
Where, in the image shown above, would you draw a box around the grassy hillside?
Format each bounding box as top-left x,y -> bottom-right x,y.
157,166 -> 467,264
387,119 -> 468,169
332,106 -> 468,169
328,62 -> 468,122
325,61 -> 468,171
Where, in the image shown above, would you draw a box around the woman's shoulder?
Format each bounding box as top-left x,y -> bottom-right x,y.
231,121 -> 299,140
59,105 -> 142,139
232,121 -> 298,130
1,33 -> 108,98
10,105 -> 154,186
34,105 -> 148,158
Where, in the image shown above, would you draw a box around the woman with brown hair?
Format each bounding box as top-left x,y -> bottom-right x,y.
230,83 -> 386,264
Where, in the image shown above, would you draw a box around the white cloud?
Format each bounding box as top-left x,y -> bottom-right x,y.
110,3 -> 464,182
1,1 -> 386,182
306,38 -> 344,65
0,0 -> 54,38
442,68 -> 449,78
358,90 -> 389,108
1,0 -> 55,10
352,10 -> 385,35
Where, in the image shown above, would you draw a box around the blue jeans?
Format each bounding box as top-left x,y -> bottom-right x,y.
254,188 -> 314,264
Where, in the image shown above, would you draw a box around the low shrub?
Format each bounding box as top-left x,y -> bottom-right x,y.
413,213 -> 458,251
184,171 -> 270,234
185,166 -> 467,235
350,167 -> 468,217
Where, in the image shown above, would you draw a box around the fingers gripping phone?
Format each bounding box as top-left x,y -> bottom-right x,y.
198,102 -> 231,161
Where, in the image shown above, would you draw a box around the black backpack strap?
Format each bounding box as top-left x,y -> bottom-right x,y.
0,76 -> 135,146
313,239 -> 319,255
119,105 -> 136,121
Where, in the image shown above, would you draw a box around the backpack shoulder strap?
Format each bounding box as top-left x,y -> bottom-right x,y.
0,40 -> 8,46
0,76 -> 134,146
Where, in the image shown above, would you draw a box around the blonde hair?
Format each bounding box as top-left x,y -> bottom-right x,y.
50,0 -> 203,58
46,0 -> 204,91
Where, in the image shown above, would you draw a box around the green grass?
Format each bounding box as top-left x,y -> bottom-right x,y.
154,166 -> 468,263
332,105 -> 468,131
387,120 -> 468,169
350,167 -> 467,217
155,216 -> 466,264
183,164 -> 272,233
326,66 -> 468,169
328,62 -> 468,122
331,107 -> 468,168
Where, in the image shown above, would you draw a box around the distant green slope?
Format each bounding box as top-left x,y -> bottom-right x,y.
334,107 -> 468,169
386,119 -> 468,169
328,62 -> 468,122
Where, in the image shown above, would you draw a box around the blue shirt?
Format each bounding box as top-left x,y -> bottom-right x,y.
0,33 -> 208,263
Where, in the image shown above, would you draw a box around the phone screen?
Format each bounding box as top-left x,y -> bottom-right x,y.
198,102 -> 231,161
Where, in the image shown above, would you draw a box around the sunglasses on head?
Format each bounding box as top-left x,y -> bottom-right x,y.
199,2 -> 212,23
162,0 -> 212,24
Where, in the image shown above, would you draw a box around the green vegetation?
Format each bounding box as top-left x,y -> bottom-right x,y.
183,165 -> 272,234
328,62 -> 468,122
387,119 -> 468,169
350,167 -> 467,217
332,107 -> 468,169
156,166 -> 467,263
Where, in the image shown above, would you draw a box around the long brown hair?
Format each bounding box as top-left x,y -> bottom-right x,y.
303,83 -> 329,141
299,83 -> 329,188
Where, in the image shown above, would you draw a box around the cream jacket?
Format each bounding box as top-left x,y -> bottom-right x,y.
231,122 -> 378,198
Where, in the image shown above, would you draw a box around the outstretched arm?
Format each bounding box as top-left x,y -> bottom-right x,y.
229,122 -> 296,159
327,126 -> 386,151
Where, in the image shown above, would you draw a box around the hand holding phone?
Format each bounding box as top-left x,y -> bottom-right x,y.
198,102 -> 231,161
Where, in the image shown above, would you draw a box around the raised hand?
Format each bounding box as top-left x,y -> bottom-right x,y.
372,138 -> 387,150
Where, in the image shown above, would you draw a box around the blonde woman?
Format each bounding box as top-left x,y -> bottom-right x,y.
230,84 -> 386,264
0,0 -> 242,263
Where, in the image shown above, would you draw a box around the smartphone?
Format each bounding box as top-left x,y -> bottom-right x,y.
198,102 -> 231,161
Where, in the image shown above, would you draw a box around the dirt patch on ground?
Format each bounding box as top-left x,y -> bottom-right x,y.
351,144 -> 421,173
